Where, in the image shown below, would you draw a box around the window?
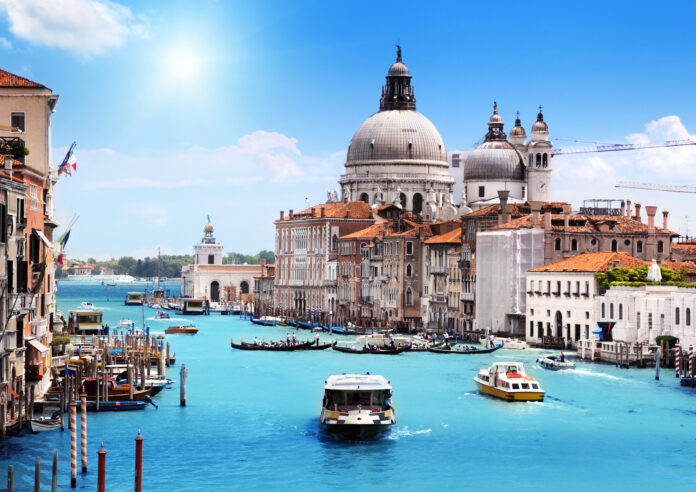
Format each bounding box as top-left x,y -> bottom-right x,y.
688,308 -> 691,326
530,309 -> 534,315
601,303 -> 605,318
542,154 -> 548,167
522,187 -> 526,199
574,324 -> 580,341
585,312 -> 589,319
610,303 -> 614,318
208,254 -> 214,265
11,112 -> 25,132
478,186 -> 484,198
406,242 -> 413,255
675,307 -> 680,325
554,238 -> 561,251
406,264 -> 412,277
637,241 -> 643,253
360,193 -> 369,203
611,239 -> 617,252
619,304 -> 623,320
529,321 -> 534,338
657,241 -> 664,253
406,288 -> 413,306
536,153 -> 541,167
571,239 -> 578,251
332,234 -> 338,251
413,193 -> 423,214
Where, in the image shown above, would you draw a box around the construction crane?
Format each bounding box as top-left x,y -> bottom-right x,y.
552,139 -> 696,156
615,181 -> 696,193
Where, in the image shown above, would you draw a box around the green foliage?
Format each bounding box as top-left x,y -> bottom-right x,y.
595,265 -> 686,290
223,250 -> 275,265
52,335 -> 71,346
655,335 -> 679,349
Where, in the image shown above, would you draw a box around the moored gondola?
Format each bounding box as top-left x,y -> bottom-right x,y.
230,338 -> 312,351
307,341 -> 336,351
331,344 -> 407,355
427,343 -> 503,354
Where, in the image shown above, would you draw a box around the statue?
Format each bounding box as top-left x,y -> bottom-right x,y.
332,189 -> 339,202
343,186 -> 351,201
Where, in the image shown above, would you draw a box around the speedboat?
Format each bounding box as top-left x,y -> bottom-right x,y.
480,336 -> 527,350
165,325 -> 198,335
537,354 -> 575,370
80,301 -> 95,309
119,319 -> 134,327
155,310 -> 170,320
356,333 -> 412,349
320,373 -> 395,440
474,362 -> 545,402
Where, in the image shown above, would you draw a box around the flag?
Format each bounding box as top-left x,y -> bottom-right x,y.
59,229 -> 71,249
58,142 -> 77,176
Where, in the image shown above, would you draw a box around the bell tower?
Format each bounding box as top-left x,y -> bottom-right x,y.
527,107 -> 552,202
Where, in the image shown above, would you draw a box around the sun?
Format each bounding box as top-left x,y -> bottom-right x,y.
164,46 -> 203,85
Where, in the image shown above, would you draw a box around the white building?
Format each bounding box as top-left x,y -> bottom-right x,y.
181,221 -> 263,302
476,227 -> 545,335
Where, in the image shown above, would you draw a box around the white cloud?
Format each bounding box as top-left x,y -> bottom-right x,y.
0,0 -> 148,56
0,37 -> 11,49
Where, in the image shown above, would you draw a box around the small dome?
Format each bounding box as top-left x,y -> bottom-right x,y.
510,113 -> 526,138
388,61 -> 410,77
204,223 -> 214,234
488,101 -> 503,127
532,109 -> 548,134
464,140 -> 525,181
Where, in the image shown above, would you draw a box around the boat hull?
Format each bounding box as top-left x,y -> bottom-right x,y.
30,419 -> 60,433
475,380 -> 544,402
320,422 -> 392,440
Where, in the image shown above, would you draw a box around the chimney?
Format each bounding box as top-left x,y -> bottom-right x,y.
620,201 -> 625,216
346,210 -> 351,218
497,190 -> 510,224
280,211 -> 284,220
663,209 -> 669,229
543,211 -> 552,230
562,203 -> 571,231
289,209 -> 294,220
529,201 -> 542,228
646,205 -> 657,233
311,207 -> 315,217
626,198 -> 632,218
634,202 -> 641,222
260,258 -> 266,269
321,207 -> 326,218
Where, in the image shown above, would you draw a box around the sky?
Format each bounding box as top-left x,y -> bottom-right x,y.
1,0 -> 696,259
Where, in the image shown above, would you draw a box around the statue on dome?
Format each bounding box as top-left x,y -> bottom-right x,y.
343,186 -> 351,201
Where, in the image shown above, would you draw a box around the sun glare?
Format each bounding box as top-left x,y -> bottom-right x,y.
164,46 -> 203,85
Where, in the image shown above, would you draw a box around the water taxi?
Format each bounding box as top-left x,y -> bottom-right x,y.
480,335 -> 527,350
537,354 -> 575,370
68,310 -> 104,335
165,325 -> 198,335
80,301 -> 95,309
180,298 -> 205,315
124,292 -> 144,306
320,373 -> 395,440
474,362 -> 545,402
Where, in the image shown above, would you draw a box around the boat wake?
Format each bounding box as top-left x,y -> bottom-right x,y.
387,427 -> 432,440
148,316 -> 190,322
571,368 -> 625,381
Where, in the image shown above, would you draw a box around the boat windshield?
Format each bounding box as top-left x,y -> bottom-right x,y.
325,390 -> 388,410
188,301 -> 203,308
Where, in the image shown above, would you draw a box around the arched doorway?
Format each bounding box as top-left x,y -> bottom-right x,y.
360,193 -> 369,204
555,311 -> 563,338
240,281 -> 249,294
412,193 -> 423,214
210,281 -> 220,302
399,193 -> 406,208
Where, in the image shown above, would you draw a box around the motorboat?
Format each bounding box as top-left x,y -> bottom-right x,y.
537,354 -> 576,370
320,373 -> 395,440
30,413 -> 61,433
165,325 -> 198,335
480,335 -> 527,350
474,362 -> 545,402
356,334 -> 413,349
428,343 -> 503,354
119,319 -> 134,327
124,292 -> 144,306
80,301 -> 95,309
155,310 -> 170,320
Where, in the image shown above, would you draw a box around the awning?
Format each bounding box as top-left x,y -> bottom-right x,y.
26,338 -> 49,355
33,229 -> 54,250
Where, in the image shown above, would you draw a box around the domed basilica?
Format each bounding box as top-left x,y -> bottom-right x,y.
340,47 -> 457,220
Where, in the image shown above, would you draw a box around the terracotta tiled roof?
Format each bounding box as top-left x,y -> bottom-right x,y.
464,201 -> 569,218
672,243 -> 696,255
494,213 -> 677,236
280,201 -> 372,221
340,223 -> 387,240
425,227 -> 462,244
662,261 -> 696,274
0,69 -> 46,88
529,252 -> 648,273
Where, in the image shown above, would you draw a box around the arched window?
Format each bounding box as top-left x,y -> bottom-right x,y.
210,281 -> 220,302
406,264 -> 412,277
240,281 -> 249,294
406,288 -> 413,306
412,193 -> 423,214
657,241 -> 664,253
554,238 -> 561,251
542,153 -> 548,167
360,193 -> 369,204
332,234 -> 338,251
611,239 -> 617,252
571,239 -> 578,251
399,193 -> 406,208
687,308 -> 691,326
536,153 -> 541,167
637,241 -> 643,253
675,307 -> 680,325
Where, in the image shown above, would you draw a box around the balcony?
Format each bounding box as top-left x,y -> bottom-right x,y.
31,317 -> 47,337
460,292 -> 475,301
9,293 -> 36,314
431,265 -> 448,275
339,298 -> 350,306
379,275 -> 389,282
3,332 -> 17,352
359,295 -> 373,305
432,293 -> 447,303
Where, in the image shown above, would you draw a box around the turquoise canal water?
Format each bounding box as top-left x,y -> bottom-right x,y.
1,281 -> 696,490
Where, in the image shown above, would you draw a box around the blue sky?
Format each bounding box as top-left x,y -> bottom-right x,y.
1,0 -> 696,259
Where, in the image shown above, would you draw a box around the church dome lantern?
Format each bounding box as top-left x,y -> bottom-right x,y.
531,106 -> 549,141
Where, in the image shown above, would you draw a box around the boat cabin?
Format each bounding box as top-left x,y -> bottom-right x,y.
124,292 -> 144,306
181,298 -> 205,315
323,374 -> 392,412
68,310 -> 104,335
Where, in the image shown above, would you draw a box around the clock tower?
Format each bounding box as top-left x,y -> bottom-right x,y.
527,107 -> 552,202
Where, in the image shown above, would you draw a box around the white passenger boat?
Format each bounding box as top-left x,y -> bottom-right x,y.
119,319 -> 134,327
320,373 -> 395,440
474,362 -> 545,402
80,301 -> 95,309
124,292 -> 144,306
356,333 -> 412,349
480,336 -> 527,350
537,354 -> 576,370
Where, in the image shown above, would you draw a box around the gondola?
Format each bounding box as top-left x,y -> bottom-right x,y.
331,344 -> 407,355
250,318 -> 279,326
230,339 -> 312,351
427,343 -> 503,354
307,341 -> 336,351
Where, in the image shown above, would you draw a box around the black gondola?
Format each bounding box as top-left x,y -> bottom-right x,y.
230,339 -> 312,351
426,343 -> 503,354
307,341 -> 336,351
331,344 -> 407,355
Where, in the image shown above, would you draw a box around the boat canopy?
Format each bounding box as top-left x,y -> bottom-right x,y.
324,374 -> 391,391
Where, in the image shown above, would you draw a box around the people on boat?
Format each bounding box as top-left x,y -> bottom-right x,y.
315,333 -> 320,345
286,333 -> 290,345
560,352 -> 565,362
254,337 -> 259,345
291,332 -> 296,344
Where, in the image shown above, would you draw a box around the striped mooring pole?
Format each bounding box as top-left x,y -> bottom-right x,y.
80,392 -> 87,473
134,430 -> 143,492
690,344 -> 694,377
97,443 -> 106,492
675,342 -> 680,378
70,401 -> 77,488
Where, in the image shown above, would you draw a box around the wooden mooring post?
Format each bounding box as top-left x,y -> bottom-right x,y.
180,364 -> 187,407
52,450 -> 58,492
34,456 -> 40,492
134,431 -> 143,492
98,443 -> 106,492
655,346 -> 661,380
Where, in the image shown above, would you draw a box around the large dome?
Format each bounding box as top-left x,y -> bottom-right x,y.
464,140 -> 525,181
346,110 -> 447,164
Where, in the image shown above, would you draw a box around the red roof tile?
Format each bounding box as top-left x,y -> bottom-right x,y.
0,69 -> 46,89
529,252 -> 648,273
425,227 -> 462,244
340,223 -> 386,240
280,201 -> 372,221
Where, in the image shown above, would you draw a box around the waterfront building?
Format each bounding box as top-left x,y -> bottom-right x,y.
252,260 -> 275,317
0,68 -> 61,403
464,104 -> 552,210
671,238 -> 696,262
181,221 -> 264,304
339,47 -> 456,220
273,201 -> 374,320
424,226 -> 462,332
